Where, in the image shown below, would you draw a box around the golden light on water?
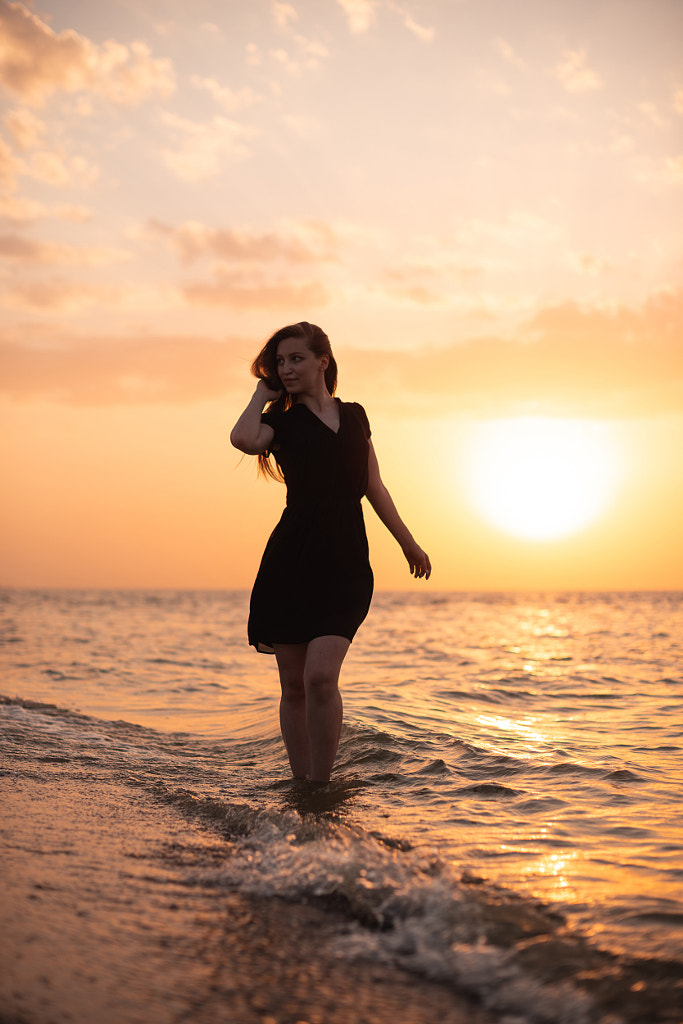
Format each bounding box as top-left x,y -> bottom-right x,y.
474,713 -> 553,755
462,418 -> 622,542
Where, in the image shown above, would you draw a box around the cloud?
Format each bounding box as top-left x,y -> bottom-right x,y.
0,277 -> 122,313
344,290 -> 683,417
638,101 -> 668,130
282,113 -> 321,138
23,149 -> 100,187
190,75 -> 259,112
629,151 -> 683,189
0,270 -> 327,315
364,211 -> 559,310
376,259 -> 484,307
148,217 -> 340,265
494,37 -> 527,71
3,291 -> 680,413
96,39 -> 175,104
0,132 -> 20,188
0,274 -> 180,314
0,233 -> 130,266
0,214 -> 332,313
182,267 -> 329,310
476,70 -> 510,97
0,1 -> 175,106
565,250 -> 612,277
160,112 -> 256,181
456,210 -> 560,248
0,333 -> 241,404
269,41 -> 329,76
393,6 -> 435,43
555,50 -> 602,94
0,193 -> 91,223
272,2 -> 298,30
144,217 -> 337,310
246,43 -> 263,67
269,2 -> 329,73
336,0 -> 378,34
336,1 -> 433,40
664,155 -> 683,185
3,106 -> 45,149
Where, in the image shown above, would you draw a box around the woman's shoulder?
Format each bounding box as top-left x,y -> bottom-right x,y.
340,400 -> 371,438
339,398 -> 367,413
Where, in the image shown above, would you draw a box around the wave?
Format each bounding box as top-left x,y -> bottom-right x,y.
153,775 -> 682,1024
3,695 -> 682,1023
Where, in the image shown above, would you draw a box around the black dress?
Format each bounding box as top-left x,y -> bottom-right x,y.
248,398 -> 374,654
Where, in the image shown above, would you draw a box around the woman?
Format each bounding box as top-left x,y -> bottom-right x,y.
230,322 -> 431,784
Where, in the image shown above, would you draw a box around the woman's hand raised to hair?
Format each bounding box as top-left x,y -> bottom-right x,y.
255,378 -> 282,403
402,541 -> 432,580
230,382 -> 278,454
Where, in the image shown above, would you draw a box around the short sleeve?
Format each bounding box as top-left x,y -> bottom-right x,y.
260,408 -> 282,452
348,402 -> 371,440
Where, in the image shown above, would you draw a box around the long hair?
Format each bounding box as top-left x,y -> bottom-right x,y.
251,322 -> 337,481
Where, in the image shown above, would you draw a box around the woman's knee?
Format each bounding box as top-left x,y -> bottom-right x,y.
304,666 -> 340,702
275,644 -> 307,702
280,670 -> 306,703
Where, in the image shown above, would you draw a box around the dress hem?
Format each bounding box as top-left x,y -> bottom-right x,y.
250,630 -> 357,655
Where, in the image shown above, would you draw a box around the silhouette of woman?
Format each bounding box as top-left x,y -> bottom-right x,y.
231,322 -> 431,782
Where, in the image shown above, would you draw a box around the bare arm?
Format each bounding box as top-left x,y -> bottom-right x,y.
365,441 -> 431,580
230,380 -> 279,454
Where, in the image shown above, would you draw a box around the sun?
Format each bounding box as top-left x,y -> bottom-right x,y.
462,418 -> 621,542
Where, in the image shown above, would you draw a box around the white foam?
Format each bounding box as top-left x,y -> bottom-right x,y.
188,804 -> 597,1024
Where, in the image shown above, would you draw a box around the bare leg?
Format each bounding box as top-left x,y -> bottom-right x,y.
273,636 -> 351,783
274,643 -> 310,779
303,635 -> 350,783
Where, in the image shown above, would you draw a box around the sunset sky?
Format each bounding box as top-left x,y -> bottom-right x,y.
1,0 -> 681,590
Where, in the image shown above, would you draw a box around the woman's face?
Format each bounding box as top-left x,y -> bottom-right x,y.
276,336 -> 328,394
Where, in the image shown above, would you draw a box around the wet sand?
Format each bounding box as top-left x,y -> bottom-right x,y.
0,768 -> 493,1024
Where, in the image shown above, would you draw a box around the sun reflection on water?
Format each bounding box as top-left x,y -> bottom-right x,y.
474,712 -> 558,756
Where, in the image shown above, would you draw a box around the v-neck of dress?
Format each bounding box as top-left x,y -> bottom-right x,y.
300,397 -> 341,435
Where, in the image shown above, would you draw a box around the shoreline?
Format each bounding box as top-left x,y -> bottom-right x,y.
1,762 -> 492,1024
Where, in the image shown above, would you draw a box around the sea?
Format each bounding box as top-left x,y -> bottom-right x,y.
2,588 -> 682,1024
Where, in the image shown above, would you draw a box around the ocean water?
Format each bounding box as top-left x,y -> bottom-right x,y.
2,588 -> 682,1023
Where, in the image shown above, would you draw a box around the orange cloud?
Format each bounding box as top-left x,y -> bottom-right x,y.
2,291 -> 680,413
273,3 -> 297,30
336,0 -> 378,34
182,268 -> 329,309
160,112 -> 255,181
0,132 -> 20,188
0,277 -> 125,312
495,37 -> 527,71
555,50 -> 603,94
149,217 -> 340,265
398,10 -> 435,44
346,290 -> 683,417
378,260 -> 483,306
190,74 -> 259,112
0,233 -> 130,266
0,333 -> 238,404
3,106 -> 45,149
0,192 -> 91,223
0,1 -> 175,106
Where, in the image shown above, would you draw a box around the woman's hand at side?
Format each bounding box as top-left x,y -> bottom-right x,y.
402,540 -> 432,580
365,442 -> 432,581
